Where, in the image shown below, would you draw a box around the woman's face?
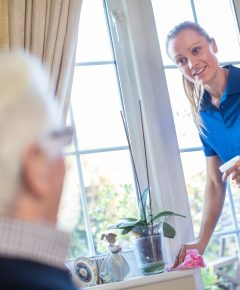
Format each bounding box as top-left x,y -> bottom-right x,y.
167,29 -> 220,86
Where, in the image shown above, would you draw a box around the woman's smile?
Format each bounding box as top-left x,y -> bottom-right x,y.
192,65 -> 207,77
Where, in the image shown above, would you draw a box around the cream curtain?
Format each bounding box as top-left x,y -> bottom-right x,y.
0,0 -> 9,50
233,0 -> 240,35
0,0 -> 82,118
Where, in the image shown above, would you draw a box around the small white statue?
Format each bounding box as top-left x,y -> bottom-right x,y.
99,233 -> 130,283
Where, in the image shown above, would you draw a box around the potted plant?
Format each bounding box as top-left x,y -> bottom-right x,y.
108,187 -> 185,275
108,101 -> 185,275
108,187 -> 185,238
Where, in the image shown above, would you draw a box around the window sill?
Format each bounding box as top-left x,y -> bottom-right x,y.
89,269 -> 197,290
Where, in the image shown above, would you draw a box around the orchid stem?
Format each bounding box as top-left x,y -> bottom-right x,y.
120,111 -> 148,225
138,100 -> 153,228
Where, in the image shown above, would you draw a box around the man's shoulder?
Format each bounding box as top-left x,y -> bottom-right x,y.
0,257 -> 76,290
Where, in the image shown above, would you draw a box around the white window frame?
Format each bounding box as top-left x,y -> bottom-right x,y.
105,0 -> 195,263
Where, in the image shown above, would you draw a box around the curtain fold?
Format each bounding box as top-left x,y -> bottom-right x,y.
233,0 -> 240,34
1,0 -> 82,119
0,0 -> 9,49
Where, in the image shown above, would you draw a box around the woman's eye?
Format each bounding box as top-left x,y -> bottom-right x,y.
176,58 -> 187,66
192,47 -> 201,55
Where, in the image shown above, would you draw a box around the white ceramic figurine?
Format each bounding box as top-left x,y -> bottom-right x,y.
99,233 -> 130,283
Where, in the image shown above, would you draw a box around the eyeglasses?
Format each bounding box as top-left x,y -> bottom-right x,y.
39,126 -> 74,153
48,126 -> 74,147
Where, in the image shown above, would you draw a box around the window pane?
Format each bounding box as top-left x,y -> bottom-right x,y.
181,151 -> 235,237
205,234 -> 238,262
58,156 -> 89,257
80,150 -> 138,254
151,0 -> 194,65
71,65 -> 127,150
194,0 -> 240,63
230,185 -> 240,229
216,192 -> 235,233
76,0 -> 113,62
165,69 -> 202,148
180,151 -> 206,236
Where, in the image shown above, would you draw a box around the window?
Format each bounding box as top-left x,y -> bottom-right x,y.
58,0 -> 240,271
58,0 -> 138,257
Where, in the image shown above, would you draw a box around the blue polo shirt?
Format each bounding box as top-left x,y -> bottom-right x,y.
199,65 -> 240,163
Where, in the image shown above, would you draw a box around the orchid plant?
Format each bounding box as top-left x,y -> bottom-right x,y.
108,187 -> 185,238
108,101 -> 185,238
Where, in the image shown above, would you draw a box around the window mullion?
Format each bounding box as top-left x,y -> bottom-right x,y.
69,105 -> 96,256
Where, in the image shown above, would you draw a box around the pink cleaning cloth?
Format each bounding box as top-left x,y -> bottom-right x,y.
166,249 -> 205,271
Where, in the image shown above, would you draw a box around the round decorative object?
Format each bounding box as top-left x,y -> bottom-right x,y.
74,256 -> 98,287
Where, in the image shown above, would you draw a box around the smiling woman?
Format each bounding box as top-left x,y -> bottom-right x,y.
166,21 -> 228,128
165,20 -> 240,271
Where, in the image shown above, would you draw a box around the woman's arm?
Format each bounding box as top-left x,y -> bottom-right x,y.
172,155 -> 226,268
197,155 -> 226,249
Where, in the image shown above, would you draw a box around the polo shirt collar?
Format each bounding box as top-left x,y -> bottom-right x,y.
224,64 -> 240,95
199,65 -> 240,111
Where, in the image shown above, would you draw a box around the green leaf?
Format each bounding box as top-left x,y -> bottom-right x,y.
152,211 -> 186,222
121,227 -> 134,235
108,218 -> 146,231
137,219 -> 149,226
115,220 -> 140,228
107,221 -> 124,230
121,217 -> 139,222
107,218 -> 139,230
163,222 -> 176,238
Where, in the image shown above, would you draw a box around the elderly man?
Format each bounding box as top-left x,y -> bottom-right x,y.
0,52 -> 76,290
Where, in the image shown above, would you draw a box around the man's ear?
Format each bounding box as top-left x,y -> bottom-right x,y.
211,38 -> 218,53
22,144 -> 50,198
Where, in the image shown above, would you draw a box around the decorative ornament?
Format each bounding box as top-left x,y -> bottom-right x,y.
74,256 -> 98,287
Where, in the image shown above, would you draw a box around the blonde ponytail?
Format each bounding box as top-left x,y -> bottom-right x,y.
182,76 -> 205,133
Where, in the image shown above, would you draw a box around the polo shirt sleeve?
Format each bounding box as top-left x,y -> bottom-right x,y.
199,134 -> 217,157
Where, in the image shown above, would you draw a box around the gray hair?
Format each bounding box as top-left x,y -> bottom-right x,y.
0,51 -> 62,214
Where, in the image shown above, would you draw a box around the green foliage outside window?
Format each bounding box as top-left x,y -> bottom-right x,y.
69,181 -> 138,257
89,182 -> 138,254
201,268 -> 221,290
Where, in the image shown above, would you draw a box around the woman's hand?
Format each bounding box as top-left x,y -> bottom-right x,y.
222,160 -> 240,186
171,240 -> 206,269
171,156 -> 226,270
